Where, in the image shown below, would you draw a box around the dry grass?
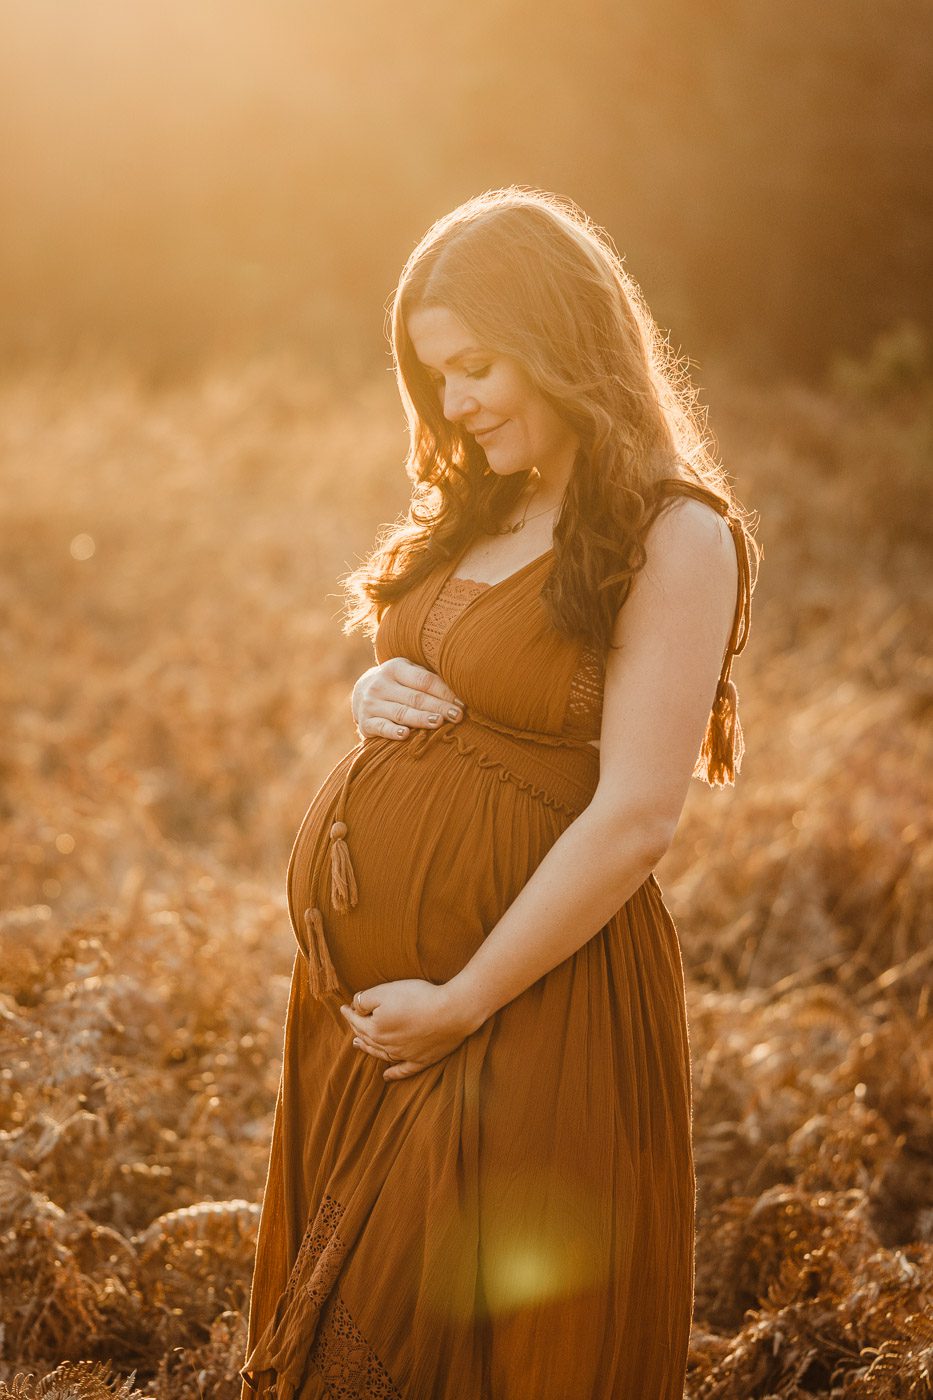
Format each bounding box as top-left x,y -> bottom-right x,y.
0,346 -> 930,1397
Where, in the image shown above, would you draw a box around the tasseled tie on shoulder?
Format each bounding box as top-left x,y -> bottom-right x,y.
695,675 -> 746,787
692,506 -> 753,788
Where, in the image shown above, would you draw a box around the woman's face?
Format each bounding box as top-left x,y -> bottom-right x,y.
406,304 -> 579,487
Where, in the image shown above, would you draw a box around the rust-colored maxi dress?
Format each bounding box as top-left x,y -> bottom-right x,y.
240,483 -> 750,1400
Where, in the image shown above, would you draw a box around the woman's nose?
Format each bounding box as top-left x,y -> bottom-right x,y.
443,382 -> 480,424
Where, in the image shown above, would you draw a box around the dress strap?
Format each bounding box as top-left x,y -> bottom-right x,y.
654,477 -> 754,786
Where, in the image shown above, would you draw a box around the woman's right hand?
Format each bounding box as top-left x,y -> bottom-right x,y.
351,658 -> 464,741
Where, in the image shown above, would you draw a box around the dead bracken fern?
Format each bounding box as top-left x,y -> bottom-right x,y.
842,1312 -> 933,1397
0,1361 -> 151,1399
0,1164 -> 125,1360
152,1312 -> 249,1400
133,1200 -> 259,1334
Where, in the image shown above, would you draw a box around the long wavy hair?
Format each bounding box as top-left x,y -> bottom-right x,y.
341,186 -> 758,653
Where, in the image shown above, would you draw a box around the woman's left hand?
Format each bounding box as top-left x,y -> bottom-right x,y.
340,979 -> 479,1082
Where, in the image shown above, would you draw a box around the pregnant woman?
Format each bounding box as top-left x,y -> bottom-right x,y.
239,186 -> 758,1399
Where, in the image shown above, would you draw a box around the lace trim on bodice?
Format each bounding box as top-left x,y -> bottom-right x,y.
421,575 -> 604,740
566,639 -> 605,733
420,575 -> 486,672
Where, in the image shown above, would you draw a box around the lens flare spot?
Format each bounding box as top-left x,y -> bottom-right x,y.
70,533 -> 96,560
481,1199 -> 609,1315
483,1240 -> 567,1311
421,1168 -> 613,1322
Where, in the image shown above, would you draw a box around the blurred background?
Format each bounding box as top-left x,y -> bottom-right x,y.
2,0 -> 931,378
0,4 -> 931,1397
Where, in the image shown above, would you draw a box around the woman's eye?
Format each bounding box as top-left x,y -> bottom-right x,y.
424,363 -> 491,389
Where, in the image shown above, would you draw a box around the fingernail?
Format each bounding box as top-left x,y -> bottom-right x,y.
428,713 -> 440,724
352,1038 -> 361,1047
447,707 -> 461,720
396,726 -> 406,737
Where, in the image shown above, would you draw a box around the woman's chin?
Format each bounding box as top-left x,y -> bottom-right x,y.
484,455 -> 528,477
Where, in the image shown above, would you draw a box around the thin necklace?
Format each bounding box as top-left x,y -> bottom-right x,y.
486,476 -> 561,536
489,502 -> 560,535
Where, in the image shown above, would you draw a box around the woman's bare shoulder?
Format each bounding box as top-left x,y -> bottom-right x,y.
646,492 -> 736,583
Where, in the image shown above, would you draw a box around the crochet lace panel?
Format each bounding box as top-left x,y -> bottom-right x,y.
566,639 -> 605,738
421,576 -> 603,739
303,1193 -> 403,1398
312,1291 -> 402,1398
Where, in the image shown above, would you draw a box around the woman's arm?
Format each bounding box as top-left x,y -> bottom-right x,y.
444,497 -> 739,1029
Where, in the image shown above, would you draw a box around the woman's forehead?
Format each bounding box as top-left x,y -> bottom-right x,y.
406,305 -> 487,367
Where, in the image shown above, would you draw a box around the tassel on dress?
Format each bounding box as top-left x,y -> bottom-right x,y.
327,746 -> 368,913
694,676 -> 745,787
329,820 -> 358,912
303,905 -> 341,999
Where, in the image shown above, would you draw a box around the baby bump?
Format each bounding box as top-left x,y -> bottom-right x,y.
286,722 -> 597,991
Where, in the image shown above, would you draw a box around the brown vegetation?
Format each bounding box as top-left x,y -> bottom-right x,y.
0,334 -> 930,1395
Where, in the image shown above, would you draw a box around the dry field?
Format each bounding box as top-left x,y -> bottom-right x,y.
0,342 -> 930,1398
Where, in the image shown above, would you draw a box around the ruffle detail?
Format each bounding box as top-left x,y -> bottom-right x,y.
406,717 -> 591,818
441,728 -> 580,814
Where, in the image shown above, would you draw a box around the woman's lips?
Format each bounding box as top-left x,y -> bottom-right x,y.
473,421 -> 507,441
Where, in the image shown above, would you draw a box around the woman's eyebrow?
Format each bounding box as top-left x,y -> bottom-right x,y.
420,347 -> 488,371
443,347 -> 486,365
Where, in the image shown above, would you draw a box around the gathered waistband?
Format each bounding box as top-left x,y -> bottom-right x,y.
406,708 -> 599,817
